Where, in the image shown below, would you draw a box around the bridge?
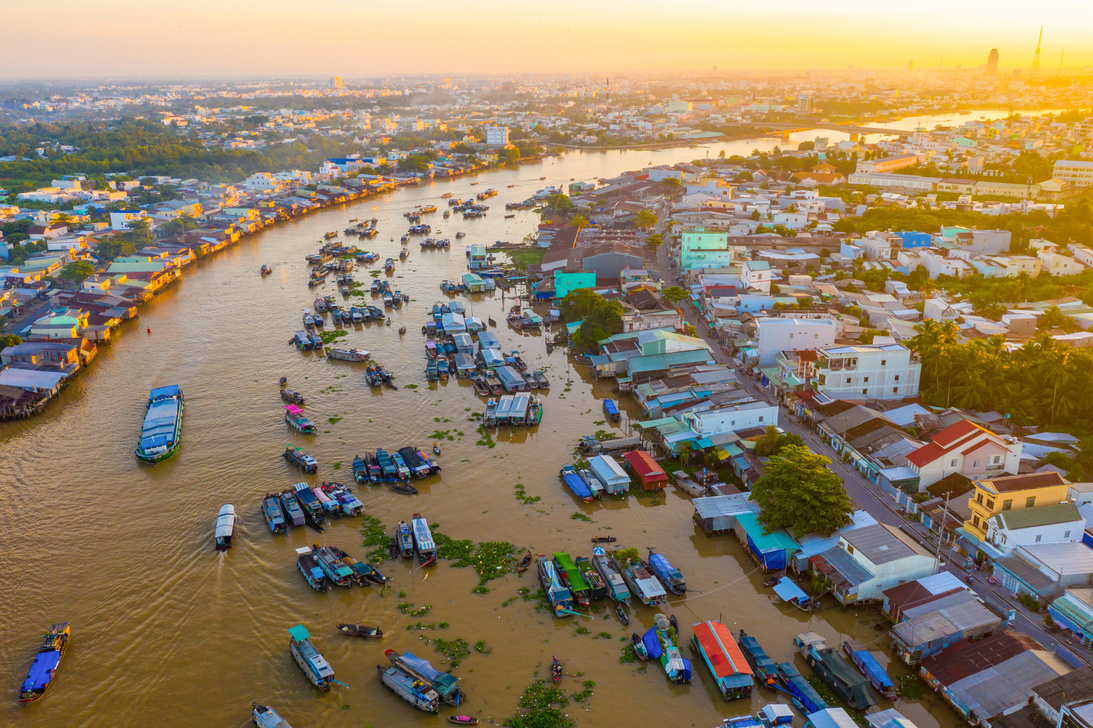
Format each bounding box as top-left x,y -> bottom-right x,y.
724,121 -> 917,142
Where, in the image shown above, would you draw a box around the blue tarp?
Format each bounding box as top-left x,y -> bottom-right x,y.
401,652 -> 441,681
850,648 -> 894,691
746,532 -> 788,571
563,471 -> 592,500
21,651 -> 60,691
643,628 -> 664,660
603,399 -> 619,417
648,553 -> 682,585
772,576 -> 809,604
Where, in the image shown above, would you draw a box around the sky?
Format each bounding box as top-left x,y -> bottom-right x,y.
3,0 -> 1091,78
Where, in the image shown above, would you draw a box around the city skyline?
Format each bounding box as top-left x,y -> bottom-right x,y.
3,0 -> 1091,78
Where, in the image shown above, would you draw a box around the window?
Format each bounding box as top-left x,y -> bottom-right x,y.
973,460 -> 980,468
950,459 -> 957,467
881,359 -> 886,366
973,516 -> 980,528
991,455 -> 1001,464
1066,531 -> 1072,538
862,388 -> 867,394
758,416 -> 764,423
863,377 -> 869,383
977,494 -> 984,505
892,387 -> 898,394
1002,500 -> 1012,511
846,544 -> 854,554
846,377 -> 851,384
1035,535 -> 1042,542
895,375 -> 900,382
1026,496 -> 1036,508
986,499 -> 994,510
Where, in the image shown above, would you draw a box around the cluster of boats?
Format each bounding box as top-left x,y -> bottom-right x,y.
352,446 -> 440,487
483,393 -> 543,427
344,218 -> 380,237
365,362 -> 397,389
294,543 -> 386,591
262,481 -> 365,535
419,237 -> 451,249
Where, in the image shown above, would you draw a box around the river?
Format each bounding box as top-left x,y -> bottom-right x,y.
0,112 -> 1015,728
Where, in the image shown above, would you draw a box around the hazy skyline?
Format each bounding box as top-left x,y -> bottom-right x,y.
4,0 -> 1091,78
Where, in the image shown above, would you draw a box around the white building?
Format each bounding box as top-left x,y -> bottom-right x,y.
808,343 -> 921,400
1053,160 -> 1093,188
485,126 -> 509,147
680,399 -> 779,438
815,524 -> 937,604
108,210 -> 146,231
985,502 -> 1084,555
741,259 -> 771,293
756,318 -> 838,366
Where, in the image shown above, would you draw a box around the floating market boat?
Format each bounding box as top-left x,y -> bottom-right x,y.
135,385 -> 184,463
288,624 -> 335,690
737,630 -> 779,687
795,632 -> 877,711
386,649 -> 467,707
396,521 -> 414,557
280,491 -> 306,527
554,552 -> 591,607
377,665 -> 439,712
412,513 -> 436,564
252,703 -> 291,728
283,446 -> 318,474
612,552 -> 667,606
320,483 -> 364,516
448,717 -> 478,726
284,405 -> 316,434
615,603 -> 630,625
337,624 -> 383,639
517,549 -> 533,573
648,548 -> 686,595
391,452 -> 412,480
263,493 -> 287,534
534,370 -> 549,388
375,448 -> 399,479
842,639 -> 897,699
295,547 -> 328,591
691,620 -> 755,700
311,486 -> 341,519
354,454 -> 381,483
776,660 -> 828,714
327,347 -> 370,362
538,555 -> 575,618
603,398 -> 620,423
260,265 -> 272,276
592,547 -> 631,603
552,657 -> 563,683
389,480 -> 418,495
292,483 -> 325,530
641,615 -> 692,684
280,389 -> 305,405
213,504 -> 236,551
575,555 -> 607,600
18,623 -> 70,704
311,544 -> 353,587
330,545 -> 385,585
560,465 -> 593,502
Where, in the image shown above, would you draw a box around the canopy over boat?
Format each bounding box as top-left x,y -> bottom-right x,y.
214,504 -> 236,539
401,651 -> 459,695
21,651 -> 60,694
412,516 -> 435,552
642,628 -> 664,660
285,404 -> 305,415
603,399 -> 619,417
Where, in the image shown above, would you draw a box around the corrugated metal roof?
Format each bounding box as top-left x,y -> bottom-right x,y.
842,524 -> 916,565
693,494 -> 757,519
993,502 -> 1081,530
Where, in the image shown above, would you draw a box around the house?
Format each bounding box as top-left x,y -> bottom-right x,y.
622,450 -> 668,491
889,591 -> 1006,665
733,512 -> 800,571
964,472 -> 1070,544
881,571 -> 970,622
755,318 -> 838,366
805,343 -> 921,400
984,502 -> 1084,555
811,523 -> 936,604
992,542 -> 1093,601
905,420 -> 1023,490
1047,589 -> 1093,646
587,454 -> 630,495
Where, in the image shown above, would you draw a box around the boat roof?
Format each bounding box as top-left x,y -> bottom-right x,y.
297,639 -> 334,678
563,471 -> 592,499
773,576 -> 809,603
849,647 -> 894,689
648,552 -> 681,578
603,399 -> 619,415
634,574 -> 667,598
412,516 -> 435,551
214,512 -> 235,538
288,624 -> 310,641
139,395 -> 181,449
693,621 -> 754,679
149,384 -> 181,399
642,628 -> 664,660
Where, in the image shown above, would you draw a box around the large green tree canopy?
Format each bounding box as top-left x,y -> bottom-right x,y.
751,445 -> 853,538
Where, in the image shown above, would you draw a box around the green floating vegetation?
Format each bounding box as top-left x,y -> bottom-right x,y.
328,416 -> 342,425
570,512 -> 593,522
433,637 -> 470,668
573,680 -> 595,703
404,622 -> 436,631
514,483 -> 540,504
575,626 -> 590,635
429,429 -> 453,441
473,640 -> 492,654
505,678 -> 573,728
593,632 -> 612,640
360,516 -> 390,563
896,674 -> 927,700
476,424 -> 497,448
319,329 -> 348,344
404,384 -> 418,389
431,527 -> 517,589
396,602 -> 432,617
331,461 -> 342,470
619,645 -> 638,665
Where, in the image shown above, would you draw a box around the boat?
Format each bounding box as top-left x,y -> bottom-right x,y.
330,545 -> 386,585
397,521 -> 414,557
737,630 -> 780,688
795,632 -> 876,710
283,445 -> 318,474
214,504 -> 236,550
560,465 -> 594,502
591,536 -> 618,543
455,231 -> 466,239
296,547 -> 328,591
615,603 -> 629,625
377,664 -> 439,712
631,633 -> 650,660
252,703 -> 291,728
293,483 -> 325,530
280,389 -> 305,405
648,549 -> 686,595
592,547 -> 631,603
538,555 -> 575,618
575,555 -> 607,600
692,621 -> 755,700
288,624 -> 336,690
433,444 -> 441,455
517,549 -> 533,573
260,265 -> 272,276
375,448 -> 398,479
354,454 -> 380,483
642,616 -> 692,684
525,396 -> 543,426
284,405 -> 316,434
551,657 -> 563,683
534,370 -> 549,388
337,624 -> 383,639
135,385 -> 184,462
389,481 -> 419,495
280,492 -> 306,527
386,649 -> 467,706
18,623 -> 70,703
391,452 -> 412,480
426,359 -> 439,381
842,639 -> 897,700
448,717 -> 479,726
554,552 -> 591,607
612,552 -> 667,606
412,513 -> 436,564
263,493 -> 287,534
311,544 -> 354,587
398,447 -> 432,479
327,347 -> 370,362
603,398 -> 620,423
776,660 -> 828,714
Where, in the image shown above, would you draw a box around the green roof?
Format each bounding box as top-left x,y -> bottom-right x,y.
735,512 -> 800,553
288,624 -> 310,641
991,502 -> 1081,531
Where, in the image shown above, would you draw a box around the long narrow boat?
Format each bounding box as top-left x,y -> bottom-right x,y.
648,548 -> 686,595
795,632 -> 877,711
538,555 -> 575,618
285,405 -> 316,434
280,491 -> 306,528
135,385 -> 184,462
737,630 -> 779,687
337,624 -> 383,639
330,546 -> 386,585
553,552 -> 591,607
386,649 -> 467,706
411,513 -> 436,564
288,624 -> 335,690
311,544 -> 354,587
612,552 -> 667,606
591,547 -> 631,603
842,639 -> 897,699
775,661 -> 828,714
252,703 -> 292,728
575,555 -> 607,600
18,623 -> 70,703
214,504 -> 236,551
295,547 -> 328,592
397,521 -> 414,558
293,483 -> 325,530
378,665 -> 439,712
263,494 -> 287,534
691,621 -> 754,700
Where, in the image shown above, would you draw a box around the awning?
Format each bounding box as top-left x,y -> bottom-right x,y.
772,577 -> 809,604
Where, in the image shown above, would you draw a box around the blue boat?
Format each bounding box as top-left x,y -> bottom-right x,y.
135,385 -> 184,462
641,620 -> 691,684
375,449 -> 399,479
288,624 -> 336,690
648,549 -> 686,595
603,398 -> 620,422
737,630 -> 778,686
776,661 -> 827,714
538,555 -> 575,618
263,493 -> 287,534
843,639 -> 897,699
280,491 -> 306,527
19,623 -> 70,703
293,483 -> 325,530
296,547 -> 328,591
560,465 -> 593,502
411,513 -> 436,564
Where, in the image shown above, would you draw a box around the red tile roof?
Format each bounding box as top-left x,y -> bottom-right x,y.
906,419 -> 1001,468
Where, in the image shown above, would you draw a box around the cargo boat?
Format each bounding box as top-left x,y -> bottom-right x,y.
411,513 -> 436,564
18,623 -> 70,703
553,552 -> 591,607
794,632 -> 877,711
691,621 -> 754,700
311,544 -> 354,587
843,639 -> 897,699
263,493 -> 287,533
538,555 -> 575,618
288,624 -> 335,690
591,547 -> 631,603
575,555 -> 607,600
295,547 -> 328,591
213,504 -> 236,550
386,649 -> 467,707
648,548 -> 686,595
252,703 -> 292,728
292,483 -> 325,530
284,405 -> 316,434
135,385 -> 184,462
612,552 -> 667,606
377,665 -> 439,712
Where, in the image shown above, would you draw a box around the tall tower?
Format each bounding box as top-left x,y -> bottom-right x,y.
987,49 -> 999,73
1032,27 -> 1042,71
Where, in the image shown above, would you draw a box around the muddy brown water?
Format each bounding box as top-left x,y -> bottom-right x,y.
0,146 -> 962,728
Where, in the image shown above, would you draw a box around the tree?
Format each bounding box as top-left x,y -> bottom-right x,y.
754,425 -> 806,457
1038,306 -> 1080,333
644,233 -> 663,250
94,238 -> 137,262
858,328 -> 884,344
0,334 -> 21,349
662,286 -> 689,305
56,260 -> 95,285
571,214 -> 590,228
633,210 -> 657,229
573,304 -> 622,353
751,445 -> 854,537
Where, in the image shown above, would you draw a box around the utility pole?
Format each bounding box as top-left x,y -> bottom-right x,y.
933,490 -> 951,574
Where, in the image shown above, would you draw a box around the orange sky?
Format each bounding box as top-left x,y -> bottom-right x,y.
3,0 -> 1089,77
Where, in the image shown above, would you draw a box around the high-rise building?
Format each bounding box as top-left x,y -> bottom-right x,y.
987,49 -> 999,73
485,126 -> 509,147
329,76 -> 343,89
797,95 -> 811,113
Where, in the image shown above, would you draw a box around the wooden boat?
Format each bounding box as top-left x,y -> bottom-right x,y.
575,555 -> 607,600
327,347 -> 370,362
288,624 -> 335,690
18,623 -> 70,703
538,556 -> 574,618
448,717 -> 479,726
292,484 -> 325,531
591,536 -> 617,543
603,398 -> 621,422
551,657 -> 563,683
517,548 -> 533,573
412,513 -> 436,564
263,493 -> 287,534
648,548 -> 686,595
214,504 -> 236,551
377,664 -> 439,712
554,552 -> 591,607
389,480 -> 418,495
613,553 -> 667,606
135,385 -> 184,463
252,703 -> 291,728
283,445 -> 318,473
280,491 -> 306,527
397,521 -> 414,557
280,389 -> 305,405
337,624 -> 383,639
534,370 -> 549,388
386,648 -> 467,706
285,404 -> 316,434
330,546 -> 386,585
311,544 -> 353,587
615,603 -> 629,625
296,547 -> 328,591
795,632 -> 877,711
631,632 -> 650,660
592,547 -> 631,604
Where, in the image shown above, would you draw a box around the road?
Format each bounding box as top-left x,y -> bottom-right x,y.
649,231 -> 1090,665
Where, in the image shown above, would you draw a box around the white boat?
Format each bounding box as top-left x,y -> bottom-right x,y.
288,624 -> 335,690
326,347 -> 370,362
252,703 -> 292,728
214,504 -> 235,551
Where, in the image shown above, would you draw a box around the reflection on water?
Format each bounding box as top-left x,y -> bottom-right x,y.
0,130 -> 980,728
